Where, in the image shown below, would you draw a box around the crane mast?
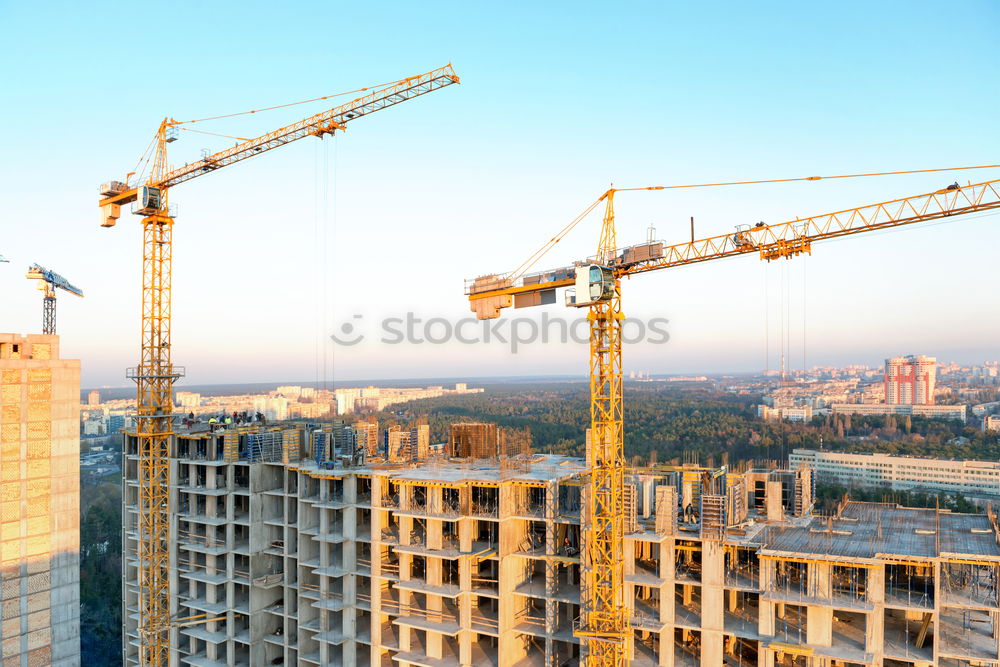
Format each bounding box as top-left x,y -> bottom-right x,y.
467,175 -> 1000,665
577,192 -> 629,664
99,65 -> 459,667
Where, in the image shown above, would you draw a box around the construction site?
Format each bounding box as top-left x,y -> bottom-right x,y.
119,420 -> 1000,667
78,53 -> 1000,667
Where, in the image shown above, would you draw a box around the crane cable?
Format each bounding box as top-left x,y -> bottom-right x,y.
172,75 -> 418,125
509,162 -> 1000,283
177,127 -> 250,142
507,197 -> 603,281
611,163 -> 1000,193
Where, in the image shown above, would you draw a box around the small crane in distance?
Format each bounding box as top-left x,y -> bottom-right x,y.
25,263 -> 84,335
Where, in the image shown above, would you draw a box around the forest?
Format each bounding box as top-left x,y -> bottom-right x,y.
389,381 -> 997,464
80,480 -> 123,665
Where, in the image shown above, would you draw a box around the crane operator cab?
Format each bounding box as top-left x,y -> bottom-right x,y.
135,186 -> 164,216
565,264 -> 615,307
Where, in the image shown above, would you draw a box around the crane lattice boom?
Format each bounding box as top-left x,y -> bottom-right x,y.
98,64 -> 459,215
468,177 -> 1000,312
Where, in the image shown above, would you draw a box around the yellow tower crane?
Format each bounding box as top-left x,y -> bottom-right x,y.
98,64 -> 459,667
467,174 -> 1000,665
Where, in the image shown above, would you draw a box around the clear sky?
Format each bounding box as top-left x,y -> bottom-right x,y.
1,1 -> 998,388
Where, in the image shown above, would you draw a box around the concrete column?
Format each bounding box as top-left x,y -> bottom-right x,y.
765,481 -> 783,522
865,606 -> 884,658
700,629 -> 723,667
868,565 -> 884,603
429,486 -> 443,515
428,517 -> 443,551
659,628 -> 673,666
760,557 -> 775,592
701,540 -> 724,634
624,537 -> 636,577
498,482 -> 524,662
662,583 -> 676,624
806,605 -> 832,647
759,601 -> 776,637
459,486 -> 471,515
868,565 -> 885,661
810,561 -> 832,599
427,552 -> 442,586
663,540 -> 676,580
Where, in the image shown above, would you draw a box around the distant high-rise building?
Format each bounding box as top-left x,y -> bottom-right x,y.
87,389 -> 99,406
885,355 -> 937,405
0,334 -> 80,666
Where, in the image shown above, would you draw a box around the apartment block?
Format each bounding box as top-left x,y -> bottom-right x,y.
886,356 -> 937,406
0,333 -> 80,667
791,448 -> 1000,498
123,422 -> 1000,666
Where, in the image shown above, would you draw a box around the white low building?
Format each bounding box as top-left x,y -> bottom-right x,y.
830,402 -> 967,421
790,448 -> 1000,496
757,404 -> 813,422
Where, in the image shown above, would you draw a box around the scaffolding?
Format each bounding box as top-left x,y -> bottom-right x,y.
655,486 -> 677,536
624,483 -> 638,534
700,494 -> 726,541
499,426 -> 532,458
450,422 -> 499,459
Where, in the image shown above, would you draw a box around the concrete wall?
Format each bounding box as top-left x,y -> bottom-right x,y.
0,333 -> 80,667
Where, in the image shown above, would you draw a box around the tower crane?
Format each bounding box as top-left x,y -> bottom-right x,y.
98,64 -> 460,667
467,175 -> 1000,665
25,263 -> 83,334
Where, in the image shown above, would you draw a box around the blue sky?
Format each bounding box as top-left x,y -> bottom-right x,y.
1,1 -> 998,387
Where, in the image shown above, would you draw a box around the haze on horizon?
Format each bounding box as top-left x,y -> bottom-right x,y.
2,1 -> 998,388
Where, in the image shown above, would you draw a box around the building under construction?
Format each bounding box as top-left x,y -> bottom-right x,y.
122,422 -> 1000,666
